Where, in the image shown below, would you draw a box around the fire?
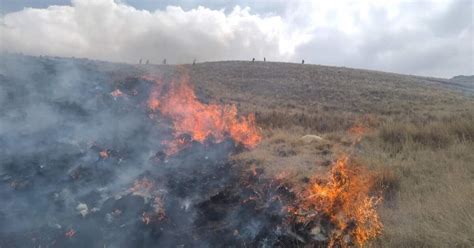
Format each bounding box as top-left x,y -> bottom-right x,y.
161,135 -> 191,157
65,229 -> 76,238
129,178 -> 166,223
348,125 -> 367,144
142,212 -> 152,225
348,114 -> 378,143
348,125 -> 366,138
146,73 -> 261,154
296,156 -> 382,247
130,178 -> 155,199
99,150 -> 109,159
110,88 -> 123,98
148,88 -> 161,111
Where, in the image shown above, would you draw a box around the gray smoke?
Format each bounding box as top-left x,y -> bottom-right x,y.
0,54 -> 291,247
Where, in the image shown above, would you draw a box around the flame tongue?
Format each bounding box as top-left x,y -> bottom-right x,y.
296,156 -> 383,247
147,74 -> 261,154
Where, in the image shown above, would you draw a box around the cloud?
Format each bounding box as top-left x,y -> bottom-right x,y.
290,0 -> 473,77
0,0 -> 301,63
1,0 -> 472,77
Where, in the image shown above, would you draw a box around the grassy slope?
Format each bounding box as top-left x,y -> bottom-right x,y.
5,55 -> 472,246
183,61 -> 474,247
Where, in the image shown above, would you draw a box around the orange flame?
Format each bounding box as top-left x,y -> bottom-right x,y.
130,178 -> 155,198
142,212 -> 152,225
110,88 -> 124,98
148,88 -> 161,111
65,229 -> 76,238
146,74 -> 261,154
297,156 -> 382,247
348,125 -> 368,144
348,114 -> 379,144
348,125 -> 366,138
99,150 -> 109,159
129,178 -> 166,224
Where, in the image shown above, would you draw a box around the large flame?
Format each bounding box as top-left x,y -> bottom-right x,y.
146,74 -> 261,154
296,156 -> 383,247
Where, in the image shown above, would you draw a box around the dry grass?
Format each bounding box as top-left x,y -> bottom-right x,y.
361,116 -> 474,247
231,128 -> 336,186
147,61 -> 474,247
235,113 -> 474,247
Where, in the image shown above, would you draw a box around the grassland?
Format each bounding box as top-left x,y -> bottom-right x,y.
11,55 -> 472,246
2,54 -> 471,246
181,61 -> 473,247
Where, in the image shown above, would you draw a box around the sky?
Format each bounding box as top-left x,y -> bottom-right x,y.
0,0 -> 472,78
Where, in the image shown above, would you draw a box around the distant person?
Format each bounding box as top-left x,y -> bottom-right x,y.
163,59 -> 167,65
302,59 -> 305,64
252,58 -> 255,62
139,58 -> 142,64
264,57 -> 266,62
193,59 -> 196,66
146,59 -> 149,64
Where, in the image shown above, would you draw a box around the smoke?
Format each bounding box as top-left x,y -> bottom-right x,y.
0,54 -> 159,232
0,54 -> 153,244
0,54 -> 293,247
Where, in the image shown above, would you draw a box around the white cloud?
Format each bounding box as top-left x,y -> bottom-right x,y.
0,0 -> 303,63
292,1 -> 473,77
1,0 -> 472,77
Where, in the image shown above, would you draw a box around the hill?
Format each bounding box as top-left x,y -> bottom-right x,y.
186,61 -> 474,247
451,75 -> 474,82
450,75 -> 474,88
1,54 -> 473,247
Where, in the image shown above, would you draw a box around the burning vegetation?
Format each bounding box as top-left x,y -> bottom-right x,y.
291,156 -> 383,247
146,73 -> 261,155
0,56 -> 383,247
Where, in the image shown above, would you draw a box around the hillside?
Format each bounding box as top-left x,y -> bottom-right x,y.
450,75 -> 474,88
187,61 -> 471,117
182,61 -> 474,247
1,54 -> 473,247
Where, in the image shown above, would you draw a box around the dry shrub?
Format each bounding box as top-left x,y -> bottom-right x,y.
371,167 -> 400,206
256,110 -> 356,133
378,116 -> 474,152
443,115 -> 474,142
363,113 -> 474,247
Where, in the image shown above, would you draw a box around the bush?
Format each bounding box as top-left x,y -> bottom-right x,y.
378,114 -> 474,152
256,110 -> 356,133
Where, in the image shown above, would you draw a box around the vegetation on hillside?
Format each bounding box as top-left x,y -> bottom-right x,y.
185,61 -> 474,247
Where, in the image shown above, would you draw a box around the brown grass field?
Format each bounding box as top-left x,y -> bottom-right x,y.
180,61 -> 473,247
1,53 -> 472,247
96,59 -> 474,246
